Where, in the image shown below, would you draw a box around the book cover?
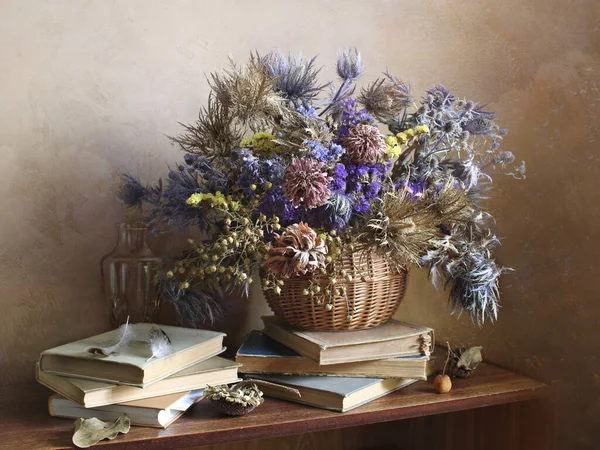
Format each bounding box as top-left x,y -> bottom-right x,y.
250,373 -> 418,412
261,316 -> 434,365
236,331 -> 431,379
48,389 -> 204,428
36,356 -> 240,408
39,324 -> 226,386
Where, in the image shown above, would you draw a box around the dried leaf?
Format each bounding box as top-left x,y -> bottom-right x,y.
456,346 -> 483,371
445,344 -> 484,378
72,415 -> 130,448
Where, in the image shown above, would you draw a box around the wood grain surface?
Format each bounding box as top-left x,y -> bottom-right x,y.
0,362 -> 551,450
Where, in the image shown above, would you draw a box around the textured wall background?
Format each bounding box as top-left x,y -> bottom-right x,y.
1,1 -> 599,447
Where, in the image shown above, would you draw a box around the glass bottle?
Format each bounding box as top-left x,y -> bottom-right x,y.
102,223 -> 162,328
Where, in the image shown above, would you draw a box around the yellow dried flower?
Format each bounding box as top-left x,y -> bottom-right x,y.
386,144 -> 402,158
396,132 -> 408,143
415,124 -> 430,134
384,135 -> 399,146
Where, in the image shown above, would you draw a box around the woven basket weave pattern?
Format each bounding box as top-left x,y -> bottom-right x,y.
262,249 -> 408,331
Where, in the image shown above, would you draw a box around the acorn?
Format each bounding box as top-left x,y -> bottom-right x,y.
433,374 -> 452,394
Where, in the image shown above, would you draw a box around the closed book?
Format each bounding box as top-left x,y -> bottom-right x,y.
36,356 -> 240,408
250,373 -> 417,412
48,390 -> 204,428
261,316 -> 433,365
237,331 -> 433,380
38,324 -> 225,387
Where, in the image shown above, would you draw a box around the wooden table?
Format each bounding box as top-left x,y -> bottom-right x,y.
0,362 -> 555,450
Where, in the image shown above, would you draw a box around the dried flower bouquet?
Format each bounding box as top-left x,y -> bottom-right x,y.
119,49 -> 524,327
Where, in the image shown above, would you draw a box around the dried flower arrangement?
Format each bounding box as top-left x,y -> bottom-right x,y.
119,49 -> 524,327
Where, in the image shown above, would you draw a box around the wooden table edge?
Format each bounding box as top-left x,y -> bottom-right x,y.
94,382 -> 552,449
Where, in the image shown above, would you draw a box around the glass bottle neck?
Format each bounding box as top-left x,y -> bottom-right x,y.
127,226 -> 153,256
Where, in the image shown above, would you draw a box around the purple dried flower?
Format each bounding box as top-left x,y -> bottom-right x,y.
337,98 -> 374,139
353,196 -> 371,214
331,163 -> 348,192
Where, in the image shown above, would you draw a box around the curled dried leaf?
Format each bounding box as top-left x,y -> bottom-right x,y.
72,415 -> 130,448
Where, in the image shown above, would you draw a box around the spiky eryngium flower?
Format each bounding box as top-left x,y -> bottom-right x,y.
422,219 -> 510,327
170,93 -> 243,160
264,222 -> 327,277
336,48 -> 364,81
118,174 -> 161,209
157,275 -> 223,326
343,124 -> 387,164
208,53 -> 283,129
358,187 -> 440,268
447,244 -> 509,326
283,158 -> 332,209
358,74 -> 411,121
263,52 -> 330,107
326,192 -> 353,231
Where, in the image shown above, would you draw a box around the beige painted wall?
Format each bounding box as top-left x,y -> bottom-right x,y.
1,0 -> 599,447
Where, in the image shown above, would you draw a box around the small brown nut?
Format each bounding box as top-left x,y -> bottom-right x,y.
434,374 -> 452,394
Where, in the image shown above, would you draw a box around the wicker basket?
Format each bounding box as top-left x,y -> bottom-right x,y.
261,248 -> 408,331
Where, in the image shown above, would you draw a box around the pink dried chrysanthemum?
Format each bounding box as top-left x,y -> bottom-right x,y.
343,124 -> 387,164
265,222 -> 328,278
283,158 -> 332,209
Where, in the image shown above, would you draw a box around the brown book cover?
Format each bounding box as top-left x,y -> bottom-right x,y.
261,316 -> 433,365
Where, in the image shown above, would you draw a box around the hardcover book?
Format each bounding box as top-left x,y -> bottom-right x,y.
261,316 -> 433,365
237,331 -> 433,379
250,373 -> 417,412
36,356 -> 240,408
38,324 -> 225,387
48,389 -> 204,428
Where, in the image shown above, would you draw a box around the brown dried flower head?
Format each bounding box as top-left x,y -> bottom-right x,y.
343,124 -> 387,164
283,158 -> 332,209
358,75 -> 411,121
265,222 -> 328,277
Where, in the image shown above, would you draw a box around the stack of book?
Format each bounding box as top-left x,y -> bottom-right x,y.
36,323 -> 241,428
236,316 -> 434,412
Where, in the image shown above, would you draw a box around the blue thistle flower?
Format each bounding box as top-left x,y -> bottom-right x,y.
336,48 -> 364,81
264,52 -> 330,107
